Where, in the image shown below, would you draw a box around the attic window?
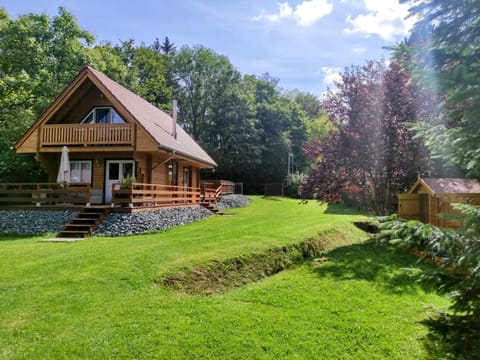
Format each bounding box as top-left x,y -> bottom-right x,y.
81,107 -> 125,124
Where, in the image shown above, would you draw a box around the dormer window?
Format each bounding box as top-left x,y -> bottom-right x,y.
81,107 -> 125,124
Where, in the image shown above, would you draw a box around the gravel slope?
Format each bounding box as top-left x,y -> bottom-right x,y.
0,195 -> 251,236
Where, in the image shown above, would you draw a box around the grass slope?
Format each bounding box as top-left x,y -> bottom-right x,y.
0,197 -> 447,359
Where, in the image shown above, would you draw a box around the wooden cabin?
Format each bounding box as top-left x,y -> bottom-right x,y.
398,178 -> 480,228
11,66 -> 217,208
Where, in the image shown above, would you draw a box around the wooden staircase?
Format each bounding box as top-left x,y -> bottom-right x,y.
57,207 -> 110,238
200,185 -> 222,214
202,202 -> 220,214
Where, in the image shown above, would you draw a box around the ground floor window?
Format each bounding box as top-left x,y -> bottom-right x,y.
70,160 -> 92,184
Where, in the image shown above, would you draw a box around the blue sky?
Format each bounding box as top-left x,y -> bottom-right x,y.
2,0 -> 415,96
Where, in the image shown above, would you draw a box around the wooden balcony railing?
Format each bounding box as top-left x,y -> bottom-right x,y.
41,124 -> 134,146
0,183 -> 91,207
112,183 -> 201,208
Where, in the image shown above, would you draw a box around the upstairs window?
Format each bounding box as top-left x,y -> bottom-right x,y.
81,107 -> 125,124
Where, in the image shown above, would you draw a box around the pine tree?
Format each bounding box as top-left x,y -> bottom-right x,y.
402,0 -> 480,176
160,36 -> 176,55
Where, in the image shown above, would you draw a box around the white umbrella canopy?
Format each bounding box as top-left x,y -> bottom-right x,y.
56,146 -> 71,184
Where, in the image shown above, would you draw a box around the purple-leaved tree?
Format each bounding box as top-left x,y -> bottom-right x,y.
302,60 -> 440,215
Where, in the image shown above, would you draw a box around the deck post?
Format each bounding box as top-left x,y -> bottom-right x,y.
129,182 -> 133,208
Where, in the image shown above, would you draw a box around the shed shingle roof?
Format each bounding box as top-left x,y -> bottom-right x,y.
87,67 -> 216,167
422,178 -> 480,194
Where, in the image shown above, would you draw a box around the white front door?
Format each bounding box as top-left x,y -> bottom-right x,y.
105,160 -> 135,203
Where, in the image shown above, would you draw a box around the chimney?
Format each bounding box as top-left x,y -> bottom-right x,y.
172,99 -> 178,139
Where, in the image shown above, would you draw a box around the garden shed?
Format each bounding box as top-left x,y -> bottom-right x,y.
397,177 -> 480,228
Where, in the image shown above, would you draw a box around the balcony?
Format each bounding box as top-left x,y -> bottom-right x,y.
41,124 -> 135,147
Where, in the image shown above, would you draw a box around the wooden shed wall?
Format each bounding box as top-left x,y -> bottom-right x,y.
434,194 -> 480,228
398,192 -> 480,228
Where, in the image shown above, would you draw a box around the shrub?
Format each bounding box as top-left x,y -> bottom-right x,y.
285,171 -> 307,198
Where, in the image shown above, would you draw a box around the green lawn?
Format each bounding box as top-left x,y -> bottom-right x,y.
0,197 -> 448,359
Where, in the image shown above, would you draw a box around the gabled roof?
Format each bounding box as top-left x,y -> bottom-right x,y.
16,66 -> 216,167
409,177 -> 480,195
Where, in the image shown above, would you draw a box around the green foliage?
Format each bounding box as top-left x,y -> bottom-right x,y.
286,89 -> 334,142
285,171 -> 307,198
170,47 -> 311,190
245,75 -> 309,188
172,45 -> 237,141
119,175 -> 136,190
377,205 -> 480,359
401,0 -> 480,177
131,45 -> 172,112
376,215 -> 459,253
0,7 -> 94,181
0,7 -> 94,111
87,42 -> 130,84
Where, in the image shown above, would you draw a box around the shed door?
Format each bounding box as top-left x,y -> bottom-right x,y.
420,194 -> 429,223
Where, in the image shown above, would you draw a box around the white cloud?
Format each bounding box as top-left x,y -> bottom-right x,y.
344,0 -> 416,41
251,2 -> 293,23
321,66 -> 342,86
252,0 -> 333,27
352,47 -> 367,54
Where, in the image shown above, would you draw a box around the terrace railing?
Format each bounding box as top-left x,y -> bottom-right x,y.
200,185 -> 222,206
200,180 -> 234,195
111,183 -> 201,208
0,183 -> 91,207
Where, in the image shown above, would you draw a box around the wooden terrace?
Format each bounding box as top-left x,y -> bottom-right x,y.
0,180 -> 234,212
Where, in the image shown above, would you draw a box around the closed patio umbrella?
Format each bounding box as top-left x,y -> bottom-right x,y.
56,146 -> 71,184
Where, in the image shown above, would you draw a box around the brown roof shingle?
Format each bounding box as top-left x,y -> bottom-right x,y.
88,66 -> 216,167
422,178 -> 480,194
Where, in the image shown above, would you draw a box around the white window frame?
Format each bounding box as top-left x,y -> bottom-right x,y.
70,160 -> 92,184
80,107 -> 125,124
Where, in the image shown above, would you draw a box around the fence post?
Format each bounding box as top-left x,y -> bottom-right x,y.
86,184 -> 91,207
35,184 -> 41,207
128,182 -> 133,208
